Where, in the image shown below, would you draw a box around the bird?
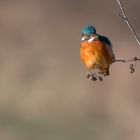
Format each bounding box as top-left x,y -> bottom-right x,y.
80,25 -> 115,81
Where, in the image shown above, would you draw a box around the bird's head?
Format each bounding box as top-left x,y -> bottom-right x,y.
82,25 -> 96,36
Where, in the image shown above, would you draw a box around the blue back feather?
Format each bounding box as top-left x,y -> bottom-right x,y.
98,35 -> 112,47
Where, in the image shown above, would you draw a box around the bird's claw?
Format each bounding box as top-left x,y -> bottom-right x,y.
98,76 -> 103,81
86,71 -> 103,81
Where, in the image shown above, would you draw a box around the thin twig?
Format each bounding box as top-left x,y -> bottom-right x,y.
115,0 -> 140,68
115,57 -> 140,63
114,57 -> 140,74
116,0 -> 140,46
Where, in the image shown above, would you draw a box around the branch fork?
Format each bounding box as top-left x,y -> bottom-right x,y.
115,0 -> 140,73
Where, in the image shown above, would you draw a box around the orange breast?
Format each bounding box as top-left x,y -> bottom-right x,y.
80,40 -> 113,69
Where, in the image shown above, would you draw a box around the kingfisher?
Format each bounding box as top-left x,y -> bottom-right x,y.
80,25 -> 115,81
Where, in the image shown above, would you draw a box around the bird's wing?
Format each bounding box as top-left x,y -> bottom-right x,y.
98,35 -> 112,47
98,35 -> 115,61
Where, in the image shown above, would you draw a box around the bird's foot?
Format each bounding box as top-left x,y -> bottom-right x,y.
86,70 -> 103,81
98,75 -> 103,81
86,73 -> 97,81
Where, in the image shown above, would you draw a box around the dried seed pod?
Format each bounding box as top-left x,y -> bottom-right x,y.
130,68 -> 135,73
132,57 -> 137,61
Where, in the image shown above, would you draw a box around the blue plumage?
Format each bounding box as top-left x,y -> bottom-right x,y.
82,25 -> 112,47
98,35 -> 112,47
80,25 -> 115,78
82,25 -> 96,35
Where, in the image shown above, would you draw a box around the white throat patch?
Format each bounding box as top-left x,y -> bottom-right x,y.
81,37 -> 85,41
81,35 -> 98,42
88,37 -> 96,42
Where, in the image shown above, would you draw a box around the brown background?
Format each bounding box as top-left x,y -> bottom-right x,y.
0,0 -> 140,140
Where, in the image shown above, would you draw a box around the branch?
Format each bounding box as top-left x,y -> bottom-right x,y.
114,0 -> 140,74
116,0 -> 140,46
86,1 -> 140,81
114,57 -> 140,74
115,57 -> 140,63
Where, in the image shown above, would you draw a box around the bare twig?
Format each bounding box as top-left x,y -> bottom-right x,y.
84,0 -> 140,80
114,57 -> 139,74
115,57 -> 140,63
116,0 -> 140,45
115,0 -> 140,74
116,0 -> 140,46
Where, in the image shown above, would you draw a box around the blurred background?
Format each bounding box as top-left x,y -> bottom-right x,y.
0,0 -> 140,140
